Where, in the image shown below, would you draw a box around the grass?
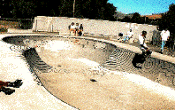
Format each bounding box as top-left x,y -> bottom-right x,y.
0,27 -> 7,32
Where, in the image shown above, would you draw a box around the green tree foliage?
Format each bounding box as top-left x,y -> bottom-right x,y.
11,0 -> 36,18
0,0 -> 117,20
158,3 -> 175,49
131,12 -> 141,23
119,12 -> 151,24
130,12 -> 149,24
121,16 -> 131,22
159,3 -> 175,33
0,0 -> 14,17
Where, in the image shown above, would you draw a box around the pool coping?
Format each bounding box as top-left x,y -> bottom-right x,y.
1,33 -> 175,64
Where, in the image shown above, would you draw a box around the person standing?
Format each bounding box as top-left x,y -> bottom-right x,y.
160,28 -> 170,53
69,22 -> 76,36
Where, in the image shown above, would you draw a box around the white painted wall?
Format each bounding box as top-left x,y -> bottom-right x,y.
32,16 -> 158,41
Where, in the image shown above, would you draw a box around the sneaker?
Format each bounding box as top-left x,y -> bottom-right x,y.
146,50 -> 152,56
8,79 -> 23,88
1,87 -> 15,95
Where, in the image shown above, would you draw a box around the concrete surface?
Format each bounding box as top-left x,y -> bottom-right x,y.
7,28 -> 33,34
1,34 -> 175,109
0,34 -> 77,110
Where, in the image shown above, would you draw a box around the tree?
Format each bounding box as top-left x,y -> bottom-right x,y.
121,16 -> 131,22
11,0 -> 36,18
104,2 -> 117,21
0,0 -> 117,21
73,0 -> 117,20
159,3 -> 175,32
131,12 -> 141,23
0,0 -> 14,18
158,3 -> 175,49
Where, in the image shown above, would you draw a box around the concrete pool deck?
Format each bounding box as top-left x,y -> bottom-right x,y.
1,33 -> 175,109
0,34 -> 77,110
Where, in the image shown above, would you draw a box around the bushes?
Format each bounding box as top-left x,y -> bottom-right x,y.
0,27 -> 8,32
0,20 -> 21,32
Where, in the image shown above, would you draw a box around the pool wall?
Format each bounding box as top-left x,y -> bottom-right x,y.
1,34 -> 175,89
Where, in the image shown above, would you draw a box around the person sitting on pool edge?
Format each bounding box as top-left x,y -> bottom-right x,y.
123,28 -> 134,42
75,23 -> 79,36
78,24 -> 83,36
68,22 -> 76,36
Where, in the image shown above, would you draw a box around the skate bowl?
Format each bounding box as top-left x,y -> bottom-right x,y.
2,34 -> 175,109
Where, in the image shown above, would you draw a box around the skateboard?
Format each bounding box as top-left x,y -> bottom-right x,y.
132,50 -> 152,69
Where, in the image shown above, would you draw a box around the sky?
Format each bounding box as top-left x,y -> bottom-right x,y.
108,0 -> 175,15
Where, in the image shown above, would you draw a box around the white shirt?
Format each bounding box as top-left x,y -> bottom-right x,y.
127,31 -> 134,37
75,25 -> 79,29
139,34 -> 147,48
70,25 -> 75,29
161,30 -> 170,41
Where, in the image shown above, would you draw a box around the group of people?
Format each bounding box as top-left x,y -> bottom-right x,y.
132,29 -> 170,68
68,22 -> 83,36
139,28 -> 170,55
121,28 -> 170,55
68,22 -> 170,55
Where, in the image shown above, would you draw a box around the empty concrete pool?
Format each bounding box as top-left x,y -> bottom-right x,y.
2,34 -> 175,109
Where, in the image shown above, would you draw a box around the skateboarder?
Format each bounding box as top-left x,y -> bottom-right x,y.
139,31 -> 152,56
132,31 -> 152,69
0,79 -> 23,95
